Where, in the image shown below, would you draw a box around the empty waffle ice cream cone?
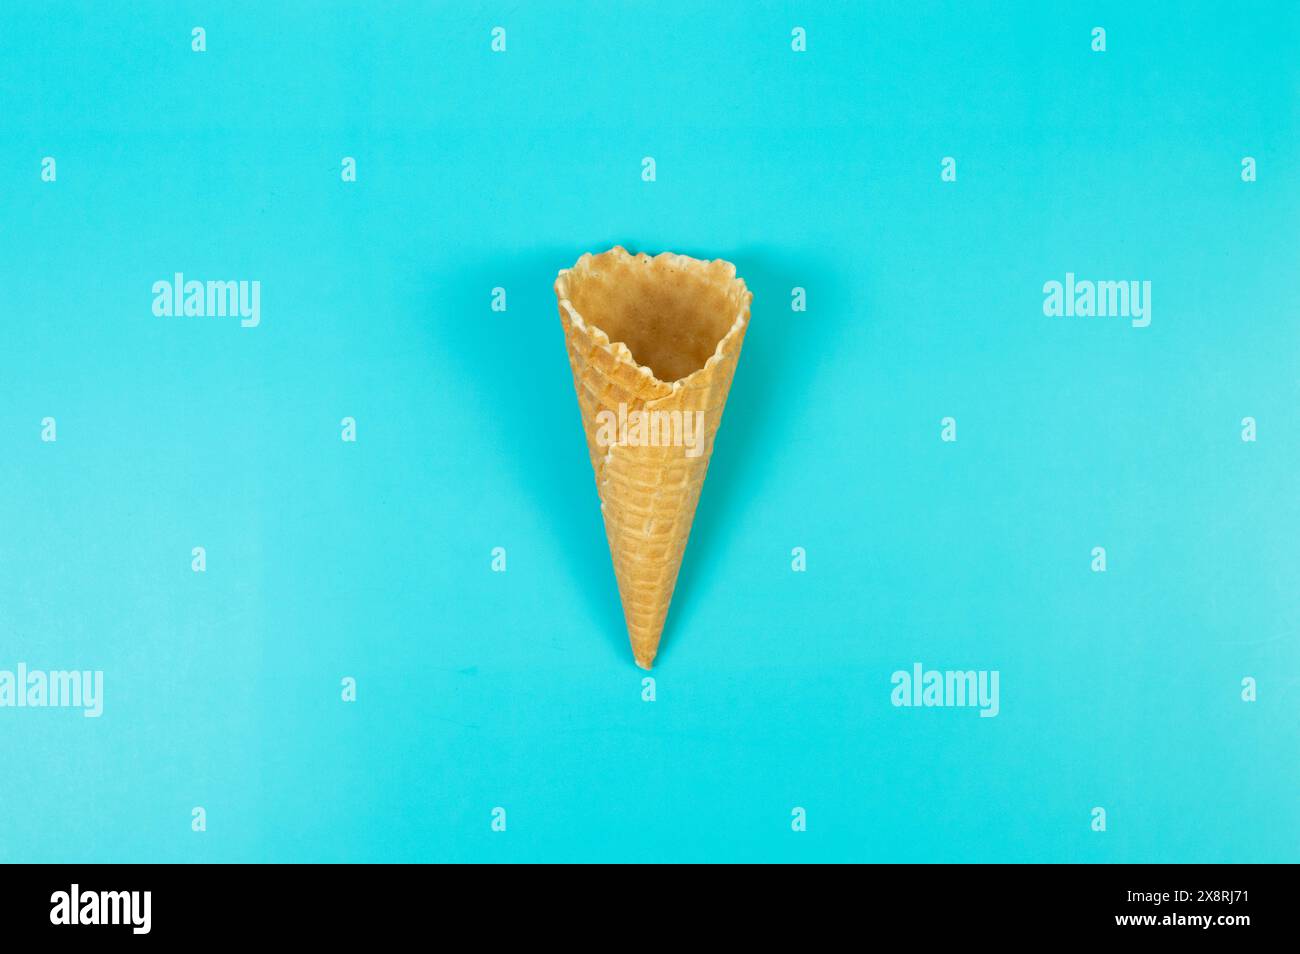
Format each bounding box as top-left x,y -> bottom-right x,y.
554,246 -> 752,668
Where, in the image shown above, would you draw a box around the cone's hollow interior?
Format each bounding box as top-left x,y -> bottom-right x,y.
564,252 -> 747,383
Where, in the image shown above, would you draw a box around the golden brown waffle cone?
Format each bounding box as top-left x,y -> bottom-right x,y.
554,247 -> 751,668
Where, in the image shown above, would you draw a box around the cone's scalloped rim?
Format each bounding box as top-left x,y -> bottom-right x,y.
554,246 -> 752,394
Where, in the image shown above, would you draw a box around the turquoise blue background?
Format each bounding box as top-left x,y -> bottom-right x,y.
2,1 -> 1297,862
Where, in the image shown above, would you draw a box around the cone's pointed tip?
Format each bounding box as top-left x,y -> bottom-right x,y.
632,632 -> 662,670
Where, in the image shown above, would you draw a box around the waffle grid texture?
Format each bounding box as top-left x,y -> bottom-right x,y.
555,247 -> 751,668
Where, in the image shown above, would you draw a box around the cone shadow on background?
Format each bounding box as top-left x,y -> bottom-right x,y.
555,246 -> 752,668
656,245 -> 832,660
